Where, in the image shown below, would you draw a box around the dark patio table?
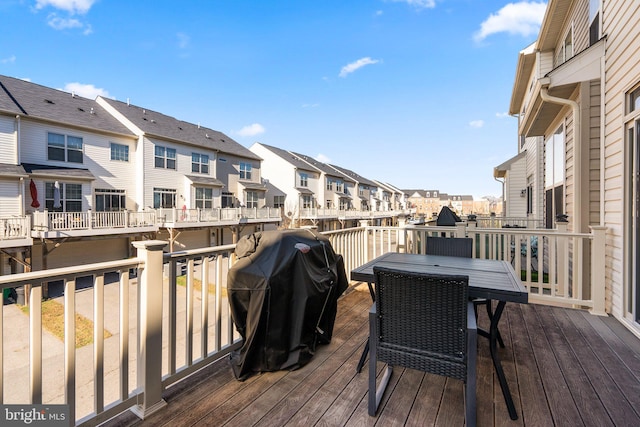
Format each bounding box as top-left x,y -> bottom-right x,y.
351,252 -> 528,420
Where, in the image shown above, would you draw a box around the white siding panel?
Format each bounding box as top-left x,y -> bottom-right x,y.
0,181 -> 21,216
0,116 -> 16,164
31,238 -> 129,270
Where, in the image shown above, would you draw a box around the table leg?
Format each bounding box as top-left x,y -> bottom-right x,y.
357,281 -> 375,374
356,340 -> 369,373
490,301 -> 518,420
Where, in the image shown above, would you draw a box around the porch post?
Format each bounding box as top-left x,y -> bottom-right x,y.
131,240 -> 168,419
589,226 -> 607,316
455,221 -> 467,238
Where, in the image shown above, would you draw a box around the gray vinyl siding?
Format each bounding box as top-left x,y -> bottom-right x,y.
602,0 -> 640,317
0,116 -> 16,164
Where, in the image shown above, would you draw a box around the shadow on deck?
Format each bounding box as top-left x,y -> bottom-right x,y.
105,284 -> 640,426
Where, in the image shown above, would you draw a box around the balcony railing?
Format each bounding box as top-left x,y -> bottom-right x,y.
298,208 -> 413,220
0,221 -> 607,425
0,216 -> 31,240
157,207 -> 281,225
32,210 -> 157,234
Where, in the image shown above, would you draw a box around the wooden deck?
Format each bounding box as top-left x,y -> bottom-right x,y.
106,284 -> 640,427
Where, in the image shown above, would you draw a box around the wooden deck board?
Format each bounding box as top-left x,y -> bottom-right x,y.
104,285 -> 640,427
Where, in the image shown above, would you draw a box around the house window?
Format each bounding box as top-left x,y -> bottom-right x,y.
359,187 -> 364,197
192,153 -> 209,174
245,191 -> 258,208
339,199 -> 348,210
195,187 -> 213,209
45,182 -> 82,212
95,188 -> 126,211
299,172 -> 308,187
629,87 -> 640,114
302,195 -> 313,208
544,126 -> 565,228
154,146 -> 176,170
153,188 -> 176,208
222,192 -> 234,208
589,0 -> 600,45
48,132 -> 83,163
336,181 -> 344,193
326,200 -> 332,208
240,162 -> 252,180
326,179 -> 334,191
273,195 -> 285,209
110,143 -> 129,162
562,30 -> 573,63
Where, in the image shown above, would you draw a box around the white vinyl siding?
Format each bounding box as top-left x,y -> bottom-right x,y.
0,181 -> 21,216
0,116 -> 16,164
31,239 -> 129,270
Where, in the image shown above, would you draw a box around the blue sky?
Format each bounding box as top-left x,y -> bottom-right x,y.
0,0 -> 546,198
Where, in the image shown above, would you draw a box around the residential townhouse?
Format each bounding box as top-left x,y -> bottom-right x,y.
250,142 -> 409,229
0,75 -> 280,277
97,97 -> 276,249
507,0 -> 640,334
405,189 -> 442,218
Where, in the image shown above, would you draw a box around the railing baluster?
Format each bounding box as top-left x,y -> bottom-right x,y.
29,283 -> 42,404
64,278 -> 76,424
186,258 -> 195,365
119,270 -> 129,402
201,257 -> 210,359
94,273 -> 105,414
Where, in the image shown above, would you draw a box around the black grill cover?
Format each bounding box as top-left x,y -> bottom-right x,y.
227,229 -> 348,380
436,206 -> 462,226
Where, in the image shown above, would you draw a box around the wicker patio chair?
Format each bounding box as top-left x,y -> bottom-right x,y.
368,267 -> 477,426
426,236 -> 505,348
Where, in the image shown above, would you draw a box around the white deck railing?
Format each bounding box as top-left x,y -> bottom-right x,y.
0,216 -> 31,240
0,222 -> 606,425
32,211 -> 156,232
157,207 -> 281,224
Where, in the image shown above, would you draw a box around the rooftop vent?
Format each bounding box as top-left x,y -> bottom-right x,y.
178,126 -> 183,130
142,109 -> 146,115
90,107 -> 95,115
44,99 -> 54,104
205,133 -> 210,138
151,119 -> 156,123
78,107 -> 85,112
127,98 -> 130,106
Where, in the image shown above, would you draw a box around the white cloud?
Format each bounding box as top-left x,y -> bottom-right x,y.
35,0 -> 96,15
474,2 -> 547,42
469,120 -> 484,128
316,153 -> 331,163
387,0 -> 436,9
177,32 -> 190,49
496,112 -> 510,118
237,123 -> 266,137
339,57 -> 381,78
1,55 -> 16,64
47,14 -> 82,30
63,82 -> 110,99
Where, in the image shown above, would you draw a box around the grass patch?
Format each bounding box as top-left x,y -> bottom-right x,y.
176,276 -> 227,297
20,299 -> 112,348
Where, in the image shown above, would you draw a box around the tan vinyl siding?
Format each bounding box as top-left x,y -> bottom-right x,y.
602,0 -> 640,316
31,238 -> 130,270
588,80 -> 601,226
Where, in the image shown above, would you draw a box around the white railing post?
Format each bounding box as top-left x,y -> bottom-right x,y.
556,219 -> 569,298
131,240 -> 168,419
455,221 -> 466,238
589,226 -> 607,315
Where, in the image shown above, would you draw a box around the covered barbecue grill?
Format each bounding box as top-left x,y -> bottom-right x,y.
227,229 -> 348,380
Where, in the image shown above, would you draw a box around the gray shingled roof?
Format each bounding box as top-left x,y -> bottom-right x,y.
288,151 -> 348,180
99,97 -> 261,161
328,164 -> 377,187
186,175 -> 224,187
0,75 -> 134,137
257,143 -> 320,172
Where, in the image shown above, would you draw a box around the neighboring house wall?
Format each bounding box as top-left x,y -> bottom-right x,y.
602,1 -> 640,321
505,157 -> 527,217
523,136 -> 544,220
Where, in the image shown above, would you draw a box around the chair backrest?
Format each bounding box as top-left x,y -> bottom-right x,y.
426,236 -> 473,258
373,266 -> 469,379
